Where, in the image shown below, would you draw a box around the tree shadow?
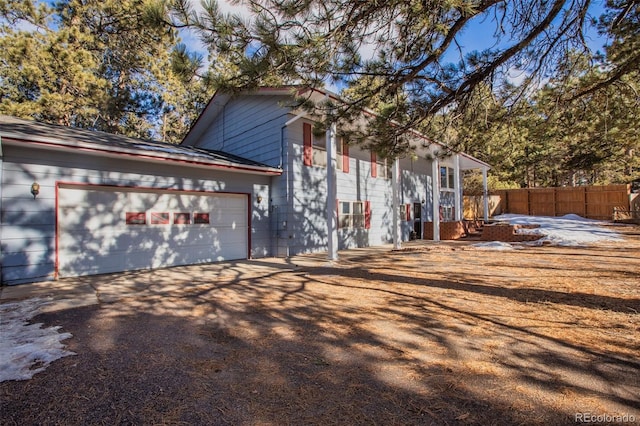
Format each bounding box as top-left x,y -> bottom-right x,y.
1,258 -> 638,425
299,262 -> 640,314
2,147 -> 273,284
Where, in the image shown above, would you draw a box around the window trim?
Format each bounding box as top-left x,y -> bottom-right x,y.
338,200 -> 371,229
303,122 -> 332,168
440,165 -> 456,190
337,137 -> 350,172
125,212 -> 146,225
371,152 -> 392,179
173,212 -> 191,225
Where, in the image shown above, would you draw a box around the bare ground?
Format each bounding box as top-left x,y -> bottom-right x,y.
1,225 -> 639,425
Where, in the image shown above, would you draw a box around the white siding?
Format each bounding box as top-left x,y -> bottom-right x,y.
284,119 -> 436,254
191,95 -> 290,168
1,146 -> 272,284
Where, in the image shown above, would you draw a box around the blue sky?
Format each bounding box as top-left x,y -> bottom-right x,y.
172,0 -> 614,94
179,0 -> 611,70
444,1 -> 609,60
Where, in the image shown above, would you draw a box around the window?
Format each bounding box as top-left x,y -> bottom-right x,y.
440,166 -> 456,189
311,132 -> 326,167
150,212 -> 170,225
193,213 -> 210,224
398,204 -> 412,221
383,158 -> 393,179
439,191 -> 455,222
174,213 -> 191,224
371,151 -> 392,179
126,212 -> 146,225
439,166 -> 456,222
303,123 -> 349,170
440,205 -> 455,222
338,201 -> 371,229
303,122 -> 328,167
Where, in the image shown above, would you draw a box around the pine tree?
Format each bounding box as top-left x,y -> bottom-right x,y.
0,0 -> 210,141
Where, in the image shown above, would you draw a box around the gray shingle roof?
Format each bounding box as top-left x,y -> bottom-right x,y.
0,115 -> 281,174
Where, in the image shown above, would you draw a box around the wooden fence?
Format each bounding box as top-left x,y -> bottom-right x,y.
463,195 -> 503,220
491,184 -> 631,220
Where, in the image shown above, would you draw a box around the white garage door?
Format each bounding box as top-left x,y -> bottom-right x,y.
57,185 -> 248,277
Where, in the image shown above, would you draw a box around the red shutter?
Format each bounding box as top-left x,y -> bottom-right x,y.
336,199 -> 341,229
303,123 -> 312,166
371,151 -> 377,177
364,201 -> 371,229
406,204 -> 412,221
343,142 -> 350,173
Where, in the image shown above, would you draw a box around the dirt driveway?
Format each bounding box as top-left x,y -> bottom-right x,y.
1,227 -> 639,425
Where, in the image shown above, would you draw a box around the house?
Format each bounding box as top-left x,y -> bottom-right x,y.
0,87 -> 489,285
0,116 -> 280,285
181,87 -> 490,257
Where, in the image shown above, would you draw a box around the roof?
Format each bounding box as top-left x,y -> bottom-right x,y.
183,86 -> 490,170
0,115 -> 282,175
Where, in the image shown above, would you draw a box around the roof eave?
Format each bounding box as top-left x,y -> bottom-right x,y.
0,133 -> 282,176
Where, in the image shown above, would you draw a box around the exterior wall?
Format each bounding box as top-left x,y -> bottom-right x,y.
185,93 -> 468,254
190,95 -> 290,168
187,94 -> 292,256
337,144 -> 394,249
1,145 -> 272,285
399,156 -> 434,240
284,118 -> 437,255
287,119 -> 329,254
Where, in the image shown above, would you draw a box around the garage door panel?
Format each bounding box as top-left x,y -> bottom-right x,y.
60,252 -> 126,276
58,187 -> 249,278
58,207 -> 122,229
210,212 -> 247,227
215,228 -> 249,244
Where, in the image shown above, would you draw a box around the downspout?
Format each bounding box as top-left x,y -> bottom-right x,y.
0,136 -> 4,284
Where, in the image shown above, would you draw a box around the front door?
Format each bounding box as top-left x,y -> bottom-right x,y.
413,202 -> 422,239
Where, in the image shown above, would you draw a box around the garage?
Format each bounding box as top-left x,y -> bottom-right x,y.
57,185 -> 249,278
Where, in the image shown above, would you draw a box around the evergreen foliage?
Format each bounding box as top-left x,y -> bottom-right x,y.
0,0 -> 637,185
0,0 -> 211,141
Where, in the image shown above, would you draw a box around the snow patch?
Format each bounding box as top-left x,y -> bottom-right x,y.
473,241 -> 517,250
0,298 -> 75,382
494,214 -> 623,247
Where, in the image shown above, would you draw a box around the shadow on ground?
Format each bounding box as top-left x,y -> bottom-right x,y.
1,242 -> 639,425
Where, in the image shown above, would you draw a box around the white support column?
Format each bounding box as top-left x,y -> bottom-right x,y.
392,157 -> 401,250
432,157 -> 440,242
454,154 -> 462,221
482,166 -> 489,222
326,122 -> 338,261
